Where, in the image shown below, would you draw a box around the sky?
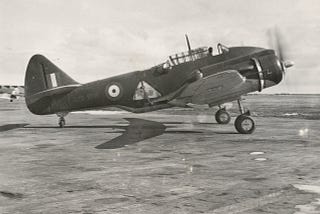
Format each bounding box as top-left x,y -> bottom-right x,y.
1,0 -> 320,93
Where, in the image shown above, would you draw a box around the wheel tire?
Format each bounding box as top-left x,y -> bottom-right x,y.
59,119 -> 65,128
215,109 -> 231,124
234,115 -> 255,134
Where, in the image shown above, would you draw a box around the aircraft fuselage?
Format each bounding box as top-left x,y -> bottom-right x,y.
25,46 -> 284,115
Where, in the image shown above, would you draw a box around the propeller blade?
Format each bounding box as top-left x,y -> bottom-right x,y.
267,27 -> 294,76
268,27 -> 287,61
274,28 -> 285,61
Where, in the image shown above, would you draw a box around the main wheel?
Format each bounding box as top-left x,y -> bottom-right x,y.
234,115 -> 255,134
59,118 -> 66,128
215,109 -> 231,124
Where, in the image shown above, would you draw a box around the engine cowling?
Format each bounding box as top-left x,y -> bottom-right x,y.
251,58 -> 264,92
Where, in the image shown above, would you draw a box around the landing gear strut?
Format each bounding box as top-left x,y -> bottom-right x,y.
215,106 -> 231,124
57,112 -> 68,128
234,99 -> 255,134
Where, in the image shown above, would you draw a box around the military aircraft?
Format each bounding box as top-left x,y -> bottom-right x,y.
24,34 -> 293,134
0,85 -> 24,102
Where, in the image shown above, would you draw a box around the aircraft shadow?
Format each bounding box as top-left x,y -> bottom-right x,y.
25,118 -> 204,149
96,118 -> 207,149
25,125 -> 125,129
95,118 -> 166,149
0,123 -> 29,132
5,119 -> 237,149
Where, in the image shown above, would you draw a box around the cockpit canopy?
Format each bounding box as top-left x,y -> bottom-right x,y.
162,44 -> 229,69
169,47 -> 208,65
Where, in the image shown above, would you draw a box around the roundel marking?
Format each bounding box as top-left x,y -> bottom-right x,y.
108,84 -> 120,97
105,82 -> 123,101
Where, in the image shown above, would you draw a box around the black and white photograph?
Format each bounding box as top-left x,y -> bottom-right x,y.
0,0 -> 320,213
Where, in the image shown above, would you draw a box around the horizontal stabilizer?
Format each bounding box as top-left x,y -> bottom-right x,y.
27,84 -> 81,103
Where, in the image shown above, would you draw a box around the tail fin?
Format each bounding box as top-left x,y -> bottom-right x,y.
25,55 -> 78,97
25,55 -> 79,114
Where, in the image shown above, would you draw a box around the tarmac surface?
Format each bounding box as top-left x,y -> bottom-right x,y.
0,94 -> 320,214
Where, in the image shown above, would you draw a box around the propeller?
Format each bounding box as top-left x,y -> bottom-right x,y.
268,27 -> 294,75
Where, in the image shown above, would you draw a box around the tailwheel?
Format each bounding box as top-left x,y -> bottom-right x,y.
215,108 -> 231,124
234,114 -> 255,134
58,117 -> 66,128
57,112 -> 68,128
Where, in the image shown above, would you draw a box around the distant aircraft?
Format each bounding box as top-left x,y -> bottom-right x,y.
0,85 -> 24,102
24,34 -> 293,134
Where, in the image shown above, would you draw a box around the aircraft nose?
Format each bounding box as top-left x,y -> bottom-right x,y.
272,59 -> 284,85
273,67 -> 283,85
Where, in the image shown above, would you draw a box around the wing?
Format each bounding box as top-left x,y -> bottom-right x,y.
173,70 -> 248,105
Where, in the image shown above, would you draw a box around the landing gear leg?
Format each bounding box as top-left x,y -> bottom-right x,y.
234,99 -> 255,134
215,105 -> 231,124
